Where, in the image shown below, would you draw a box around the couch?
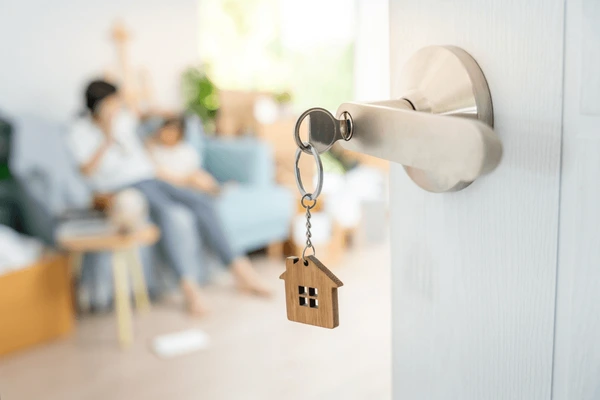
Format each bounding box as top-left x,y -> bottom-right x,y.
1,114 -> 293,308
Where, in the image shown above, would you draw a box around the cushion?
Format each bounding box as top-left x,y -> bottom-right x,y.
217,184 -> 294,253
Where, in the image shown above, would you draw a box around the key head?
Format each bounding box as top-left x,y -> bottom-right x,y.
295,108 -> 345,154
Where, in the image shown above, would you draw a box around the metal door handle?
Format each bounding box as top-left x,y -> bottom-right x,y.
336,98 -> 501,191
303,46 -> 502,193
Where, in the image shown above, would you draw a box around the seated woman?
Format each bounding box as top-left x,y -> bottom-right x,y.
68,80 -> 271,316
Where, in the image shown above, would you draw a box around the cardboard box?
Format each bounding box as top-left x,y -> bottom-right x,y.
255,116 -> 315,189
216,90 -> 267,136
0,253 -> 74,357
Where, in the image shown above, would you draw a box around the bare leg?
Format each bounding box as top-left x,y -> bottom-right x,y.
230,257 -> 272,297
181,279 -> 209,316
153,181 -> 236,266
136,180 -> 271,301
133,180 -> 208,316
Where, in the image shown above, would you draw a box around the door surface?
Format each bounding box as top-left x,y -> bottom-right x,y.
388,1 -> 590,399
553,0 -> 600,399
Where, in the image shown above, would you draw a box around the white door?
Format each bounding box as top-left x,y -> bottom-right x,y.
388,0 -> 600,399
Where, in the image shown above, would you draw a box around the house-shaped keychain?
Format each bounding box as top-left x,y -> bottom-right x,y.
279,255 -> 343,329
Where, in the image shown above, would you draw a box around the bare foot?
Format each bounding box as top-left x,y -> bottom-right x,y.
230,258 -> 272,297
181,279 -> 210,316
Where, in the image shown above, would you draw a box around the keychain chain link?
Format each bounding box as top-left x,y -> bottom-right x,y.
305,205 -> 312,251
301,194 -> 317,262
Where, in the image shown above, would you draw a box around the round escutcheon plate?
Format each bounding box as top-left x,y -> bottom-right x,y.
398,45 -> 493,192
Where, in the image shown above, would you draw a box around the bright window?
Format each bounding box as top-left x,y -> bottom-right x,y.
198,0 -> 356,111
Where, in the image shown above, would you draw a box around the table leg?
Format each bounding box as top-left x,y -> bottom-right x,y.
127,248 -> 151,312
68,252 -> 85,313
69,252 -> 83,276
112,251 -> 133,348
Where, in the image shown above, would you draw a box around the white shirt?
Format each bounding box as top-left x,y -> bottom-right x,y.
149,142 -> 200,179
68,110 -> 155,192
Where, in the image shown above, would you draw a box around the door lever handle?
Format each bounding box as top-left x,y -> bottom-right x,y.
301,46 -> 502,193
336,99 -> 502,191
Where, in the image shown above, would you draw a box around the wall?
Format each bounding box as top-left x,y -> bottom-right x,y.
0,0 -> 198,122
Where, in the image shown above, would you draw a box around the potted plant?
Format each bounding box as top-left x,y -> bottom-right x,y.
181,66 -> 220,133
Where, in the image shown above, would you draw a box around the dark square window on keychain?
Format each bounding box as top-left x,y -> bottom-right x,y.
298,286 -> 319,308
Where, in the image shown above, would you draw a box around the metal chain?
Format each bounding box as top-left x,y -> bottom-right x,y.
301,194 -> 317,262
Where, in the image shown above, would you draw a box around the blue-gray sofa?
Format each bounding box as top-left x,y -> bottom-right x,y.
1,114 -> 293,308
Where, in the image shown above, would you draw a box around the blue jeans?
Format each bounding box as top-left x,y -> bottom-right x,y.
132,179 -> 236,279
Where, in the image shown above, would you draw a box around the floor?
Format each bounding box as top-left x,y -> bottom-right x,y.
0,242 -> 391,400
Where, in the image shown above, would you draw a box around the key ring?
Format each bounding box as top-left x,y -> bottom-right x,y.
294,142 -> 323,201
300,193 -> 317,209
302,245 -> 316,262
293,108 -> 315,153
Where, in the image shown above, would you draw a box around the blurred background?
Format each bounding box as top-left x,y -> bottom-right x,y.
0,0 -> 391,398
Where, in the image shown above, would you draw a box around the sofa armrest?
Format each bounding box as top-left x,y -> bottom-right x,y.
203,138 -> 275,186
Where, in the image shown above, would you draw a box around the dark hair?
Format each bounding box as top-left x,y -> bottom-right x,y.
85,80 -> 118,115
160,116 -> 185,139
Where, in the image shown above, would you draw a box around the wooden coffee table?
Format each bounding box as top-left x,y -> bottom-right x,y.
58,224 -> 160,348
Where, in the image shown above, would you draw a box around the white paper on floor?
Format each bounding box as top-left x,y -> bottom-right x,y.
151,329 -> 211,358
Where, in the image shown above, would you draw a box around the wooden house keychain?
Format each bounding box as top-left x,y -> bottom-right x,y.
280,108 -> 353,329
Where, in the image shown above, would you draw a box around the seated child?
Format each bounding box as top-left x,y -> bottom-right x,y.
147,117 -> 220,195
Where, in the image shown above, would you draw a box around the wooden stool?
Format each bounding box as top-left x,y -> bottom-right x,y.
58,224 -> 160,348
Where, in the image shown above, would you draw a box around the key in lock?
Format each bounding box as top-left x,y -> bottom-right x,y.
294,108 -> 353,155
